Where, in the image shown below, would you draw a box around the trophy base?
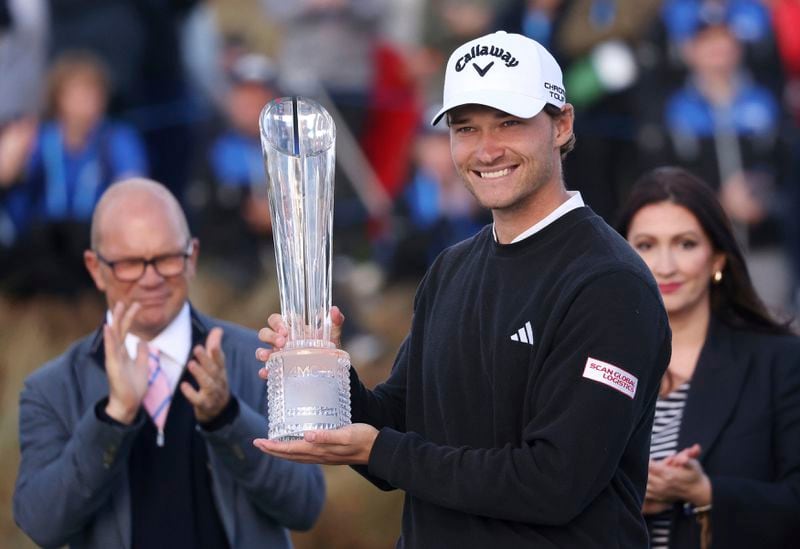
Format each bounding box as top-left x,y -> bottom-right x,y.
266,347 -> 351,441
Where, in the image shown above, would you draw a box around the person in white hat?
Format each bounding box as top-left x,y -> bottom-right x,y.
254,31 -> 670,548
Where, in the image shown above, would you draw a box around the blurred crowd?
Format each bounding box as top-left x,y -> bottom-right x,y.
1,0 -> 799,318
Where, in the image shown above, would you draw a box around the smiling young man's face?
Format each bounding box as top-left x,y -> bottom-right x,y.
447,104 -> 564,215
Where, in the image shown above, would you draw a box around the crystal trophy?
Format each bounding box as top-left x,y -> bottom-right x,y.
259,97 -> 351,440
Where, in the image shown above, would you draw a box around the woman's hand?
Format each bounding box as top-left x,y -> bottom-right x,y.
642,497 -> 672,515
647,444 -> 712,507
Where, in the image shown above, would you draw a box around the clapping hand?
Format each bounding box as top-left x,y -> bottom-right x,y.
181,327 -> 230,423
104,301 -> 149,424
645,444 -> 711,513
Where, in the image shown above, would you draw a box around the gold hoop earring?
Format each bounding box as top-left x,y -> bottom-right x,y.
713,270 -> 723,283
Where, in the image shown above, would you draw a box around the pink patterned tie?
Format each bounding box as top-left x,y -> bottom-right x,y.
142,345 -> 171,447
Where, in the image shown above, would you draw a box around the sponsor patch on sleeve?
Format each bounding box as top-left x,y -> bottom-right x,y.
582,357 -> 638,399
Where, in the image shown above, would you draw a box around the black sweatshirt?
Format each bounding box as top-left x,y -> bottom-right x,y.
351,207 -> 671,548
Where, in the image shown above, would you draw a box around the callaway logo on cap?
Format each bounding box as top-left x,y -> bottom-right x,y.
431,31 -> 566,125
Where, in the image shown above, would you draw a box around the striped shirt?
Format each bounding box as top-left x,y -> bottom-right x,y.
647,382 -> 690,549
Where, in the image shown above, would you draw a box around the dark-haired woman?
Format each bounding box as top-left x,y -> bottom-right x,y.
617,166 -> 800,549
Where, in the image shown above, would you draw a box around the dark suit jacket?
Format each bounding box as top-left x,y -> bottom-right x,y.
13,306 -> 325,548
667,317 -> 800,548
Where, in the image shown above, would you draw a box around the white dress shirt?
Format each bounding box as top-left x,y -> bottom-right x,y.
493,191 -> 585,243
107,302 -> 192,395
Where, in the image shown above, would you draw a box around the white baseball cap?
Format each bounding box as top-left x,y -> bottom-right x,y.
431,31 -> 566,126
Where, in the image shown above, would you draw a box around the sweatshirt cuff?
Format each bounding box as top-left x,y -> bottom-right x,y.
367,427 -> 404,483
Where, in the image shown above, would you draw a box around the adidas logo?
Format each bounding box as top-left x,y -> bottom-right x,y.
510,321 -> 534,346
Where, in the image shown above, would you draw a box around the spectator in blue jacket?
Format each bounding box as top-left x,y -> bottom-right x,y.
659,5 -> 793,314
188,53 -> 279,287
0,51 -> 148,296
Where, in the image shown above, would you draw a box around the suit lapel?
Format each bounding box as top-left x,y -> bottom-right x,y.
80,327 -> 110,408
190,307 -> 210,348
678,318 -> 752,459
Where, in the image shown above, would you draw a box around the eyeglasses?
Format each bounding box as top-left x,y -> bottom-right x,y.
95,241 -> 194,282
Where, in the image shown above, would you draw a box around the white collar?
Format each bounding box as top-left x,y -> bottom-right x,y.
107,302 -> 192,366
493,191 -> 585,244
